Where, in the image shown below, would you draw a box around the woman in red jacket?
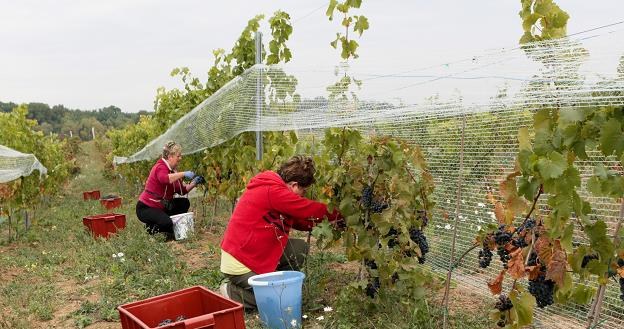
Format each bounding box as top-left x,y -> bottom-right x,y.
136,141 -> 203,239
219,155 -> 342,309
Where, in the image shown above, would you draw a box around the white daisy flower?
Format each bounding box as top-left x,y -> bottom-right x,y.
444,224 -> 452,230
323,306 -> 333,312
117,252 -> 124,257
474,210 -> 478,214
302,315 -> 308,319
477,225 -> 482,231
291,319 -> 297,327
316,316 -> 324,321
112,254 -> 117,258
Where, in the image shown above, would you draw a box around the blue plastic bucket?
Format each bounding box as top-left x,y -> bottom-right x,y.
248,271 -> 305,329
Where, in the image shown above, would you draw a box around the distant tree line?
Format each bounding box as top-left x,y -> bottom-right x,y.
0,101 -> 151,140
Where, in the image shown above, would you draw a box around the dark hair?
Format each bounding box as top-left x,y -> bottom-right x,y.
277,155 -> 316,187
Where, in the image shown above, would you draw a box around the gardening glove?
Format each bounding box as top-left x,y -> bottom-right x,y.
184,171 -> 195,179
192,175 -> 205,185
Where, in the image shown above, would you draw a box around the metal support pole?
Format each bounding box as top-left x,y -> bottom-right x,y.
442,111 -> 467,329
255,31 -> 263,161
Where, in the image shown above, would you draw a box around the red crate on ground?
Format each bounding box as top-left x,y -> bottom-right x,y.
100,196 -> 122,210
83,190 -> 101,200
118,286 -> 245,329
82,213 -> 126,239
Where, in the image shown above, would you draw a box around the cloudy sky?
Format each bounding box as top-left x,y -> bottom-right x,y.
1,0 -> 622,112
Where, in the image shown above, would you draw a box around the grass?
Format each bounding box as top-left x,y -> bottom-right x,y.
0,141 -> 493,328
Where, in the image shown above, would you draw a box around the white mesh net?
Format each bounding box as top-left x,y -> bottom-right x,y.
0,145 -> 47,183
114,27 -> 624,327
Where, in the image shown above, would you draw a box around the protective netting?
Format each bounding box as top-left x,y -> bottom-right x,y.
114,27 -> 624,327
0,145 -> 47,183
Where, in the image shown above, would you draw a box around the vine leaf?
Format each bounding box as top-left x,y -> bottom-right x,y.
508,248 -> 526,279
509,287 -> 536,327
526,265 -> 541,281
546,240 -> 567,286
494,202 -> 505,224
536,151 -> 567,179
488,269 -> 506,295
599,118 -> 624,157
535,235 -> 553,265
518,127 -> 532,151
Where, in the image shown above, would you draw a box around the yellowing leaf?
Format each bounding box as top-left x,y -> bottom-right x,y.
535,235 -> 553,265
546,240 -> 567,287
488,270 -> 506,295
495,202 -> 505,224
508,248 -> 526,279
518,127 -> 532,151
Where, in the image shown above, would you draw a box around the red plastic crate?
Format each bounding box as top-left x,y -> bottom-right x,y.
82,213 -> 126,239
100,196 -> 122,210
118,286 -> 246,329
83,190 -> 101,200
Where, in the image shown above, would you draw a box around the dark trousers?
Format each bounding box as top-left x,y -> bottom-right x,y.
224,238 -> 309,310
135,199 -> 190,236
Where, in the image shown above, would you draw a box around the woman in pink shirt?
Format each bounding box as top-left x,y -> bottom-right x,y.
136,141 -> 203,238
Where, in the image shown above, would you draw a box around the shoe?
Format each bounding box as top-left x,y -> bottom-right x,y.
219,282 -> 230,299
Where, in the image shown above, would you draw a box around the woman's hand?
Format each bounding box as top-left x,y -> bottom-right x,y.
184,171 -> 195,179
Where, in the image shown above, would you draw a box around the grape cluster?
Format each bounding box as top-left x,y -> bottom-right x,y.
478,243 -> 493,268
526,252 -> 538,266
516,218 -> 536,234
361,186 -> 373,208
410,229 -> 429,264
581,254 -> 599,268
361,186 -> 389,213
495,294 -> 513,312
511,236 -> 528,248
528,274 -> 555,308
497,247 -> 511,269
494,225 -> 513,246
370,201 -> 389,213
386,227 -> 399,248
364,259 -> 380,298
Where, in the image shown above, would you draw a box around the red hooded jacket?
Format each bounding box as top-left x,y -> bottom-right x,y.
220,171 -> 340,274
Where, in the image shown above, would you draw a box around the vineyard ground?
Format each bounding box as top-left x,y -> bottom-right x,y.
0,141 -> 494,329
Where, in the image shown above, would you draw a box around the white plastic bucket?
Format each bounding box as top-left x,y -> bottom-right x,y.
170,212 -> 194,240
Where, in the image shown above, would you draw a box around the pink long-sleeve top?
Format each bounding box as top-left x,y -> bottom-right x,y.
138,158 -> 188,209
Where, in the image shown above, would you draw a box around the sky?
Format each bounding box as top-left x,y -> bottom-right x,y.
0,0 -> 622,112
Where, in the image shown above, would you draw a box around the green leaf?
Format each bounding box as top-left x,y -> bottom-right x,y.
353,15 -> 369,36
510,288 -> 536,327
518,127 -> 532,151
560,223 -> 574,252
599,118 -> 624,157
585,220 -> 615,264
326,0 -> 338,19
518,176 -> 539,200
559,108 -> 588,123
570,284 -> 595,305
536,151 -> 566,179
